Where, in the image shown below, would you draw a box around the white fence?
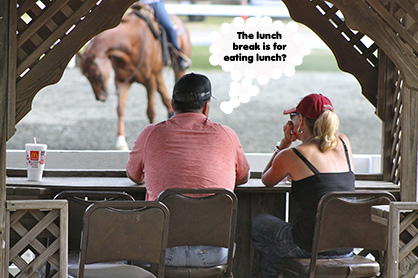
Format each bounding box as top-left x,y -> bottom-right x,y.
7,150 -> 381,174
165,3 -> 290,18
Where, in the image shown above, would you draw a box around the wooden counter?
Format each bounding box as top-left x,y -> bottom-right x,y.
6,174 -> 400,278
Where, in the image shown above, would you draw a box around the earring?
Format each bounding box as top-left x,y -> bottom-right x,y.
297,127 -> 304,134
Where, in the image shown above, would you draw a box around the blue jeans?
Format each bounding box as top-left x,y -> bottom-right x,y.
252,213 -> 353,278
149,1 -> 181,51
165,246 -> 228,267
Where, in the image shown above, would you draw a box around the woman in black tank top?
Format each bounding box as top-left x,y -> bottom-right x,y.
252,94 -> 355,278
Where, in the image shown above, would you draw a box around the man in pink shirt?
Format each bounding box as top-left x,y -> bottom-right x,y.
126,72 -> 249,268
127,72 -> 250,201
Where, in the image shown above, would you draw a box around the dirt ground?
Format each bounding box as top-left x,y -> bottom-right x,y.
6,67 -> 382,154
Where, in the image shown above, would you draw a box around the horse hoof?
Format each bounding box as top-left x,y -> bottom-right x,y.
117,144 -> 129,151
116,135 -> 129,151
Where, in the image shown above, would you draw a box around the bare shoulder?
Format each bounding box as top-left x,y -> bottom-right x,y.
339,133 -> 352,148
273,147 -> 299,171
339,133 -> 350,142
276,147 -> 296,160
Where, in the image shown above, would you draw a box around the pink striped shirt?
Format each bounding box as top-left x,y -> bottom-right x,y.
127,113 -> 250,200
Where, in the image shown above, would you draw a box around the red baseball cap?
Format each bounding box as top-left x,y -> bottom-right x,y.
283,93 -> 333,119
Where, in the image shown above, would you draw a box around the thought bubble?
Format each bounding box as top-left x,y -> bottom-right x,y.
210,17 -> 311,114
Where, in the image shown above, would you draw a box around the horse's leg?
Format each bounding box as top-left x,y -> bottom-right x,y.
145,78 -> 157,123
174,67 -> 185,82
170,50 -> 186,82
115,82 -> 131,150
156,71 -> 174,117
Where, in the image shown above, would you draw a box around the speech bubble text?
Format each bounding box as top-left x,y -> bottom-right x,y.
209,17 -> 311,114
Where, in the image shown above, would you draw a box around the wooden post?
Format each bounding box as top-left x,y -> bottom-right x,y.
0,131 -> 6,278
0,1 -> 9,276
400,88 -> 418,201
0,0 -> 16,276
376,52 -> 397,182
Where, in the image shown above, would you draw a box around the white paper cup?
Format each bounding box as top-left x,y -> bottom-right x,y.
25,143 -> 47,181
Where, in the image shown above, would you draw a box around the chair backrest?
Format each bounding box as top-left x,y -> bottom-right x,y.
53,190 -> 135,252
157,188 -> 238,274
78,201 -> 170,278
314,191 -> 395,253
309,190 -> 396,276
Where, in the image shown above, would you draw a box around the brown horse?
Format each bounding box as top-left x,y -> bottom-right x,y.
79,6 -> 192,150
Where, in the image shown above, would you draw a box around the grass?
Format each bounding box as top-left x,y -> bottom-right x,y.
296,49 -> 340,72
189,46 -> 340,72
190,46 -> 221,71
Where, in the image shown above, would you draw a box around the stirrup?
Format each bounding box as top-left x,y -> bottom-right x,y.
171,47 -> 191,71
177,56 -> 191,71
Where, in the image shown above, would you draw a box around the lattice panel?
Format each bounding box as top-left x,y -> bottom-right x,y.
13,0 -> 136,126
282,0 -> 379,107
315,0 -> 379,68
329,0 -> 418,91
16,0 -> 96,78
390,73 -> 403,184
372,0 -> 418,55
398,210 -> 418,277
386,202 -> 418,278
6,200 -> 68,278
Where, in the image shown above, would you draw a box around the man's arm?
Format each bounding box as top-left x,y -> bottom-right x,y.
235,172 -> 249,185
126,124 -> 154,185
127,171 -> 145,185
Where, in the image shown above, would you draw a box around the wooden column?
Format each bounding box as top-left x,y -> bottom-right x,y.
400,88 -> 418,201
377,52 -> 397,183
400,2 -> 418,201
0,1 -> 9,276
0,128 -> 6,278
0,0 -> 16,276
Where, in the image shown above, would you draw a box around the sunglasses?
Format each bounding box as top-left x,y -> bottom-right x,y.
290,112 -> 300,120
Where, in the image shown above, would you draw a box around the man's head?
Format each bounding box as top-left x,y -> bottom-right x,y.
172,73 -> 213,113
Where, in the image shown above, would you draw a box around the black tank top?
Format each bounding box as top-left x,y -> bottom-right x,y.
291,138 -> 355,253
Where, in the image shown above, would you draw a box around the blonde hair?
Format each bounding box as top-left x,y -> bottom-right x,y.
311,110 -> 340,152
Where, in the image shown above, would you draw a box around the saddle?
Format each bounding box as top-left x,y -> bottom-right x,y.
129,3 -> 172,67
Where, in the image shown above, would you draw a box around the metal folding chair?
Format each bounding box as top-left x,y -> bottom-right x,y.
158,188 -> 238,278
54,191 -> 135,253
280,191 -> 396,278
78,200 -> 169,278
46,191 -> 136,277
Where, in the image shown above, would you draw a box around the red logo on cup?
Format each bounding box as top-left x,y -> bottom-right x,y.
30,151 -> 39,161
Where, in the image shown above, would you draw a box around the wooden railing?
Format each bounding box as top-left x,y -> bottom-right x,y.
372,203 -> 418,278
6,200 -> 68,278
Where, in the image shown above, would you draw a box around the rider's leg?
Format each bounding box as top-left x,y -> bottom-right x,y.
150,1 -> 180,50
150,1 -> 191,70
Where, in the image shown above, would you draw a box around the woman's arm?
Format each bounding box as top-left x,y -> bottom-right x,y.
262,121 -> 295,187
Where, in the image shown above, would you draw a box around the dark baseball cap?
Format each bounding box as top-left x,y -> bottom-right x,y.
172,73 -> 215,102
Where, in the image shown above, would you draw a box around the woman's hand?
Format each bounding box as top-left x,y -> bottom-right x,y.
282,121 -> 296,147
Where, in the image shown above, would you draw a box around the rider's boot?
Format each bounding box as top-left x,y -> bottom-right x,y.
171,47 -> 191,71
177,53 -> 191,71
